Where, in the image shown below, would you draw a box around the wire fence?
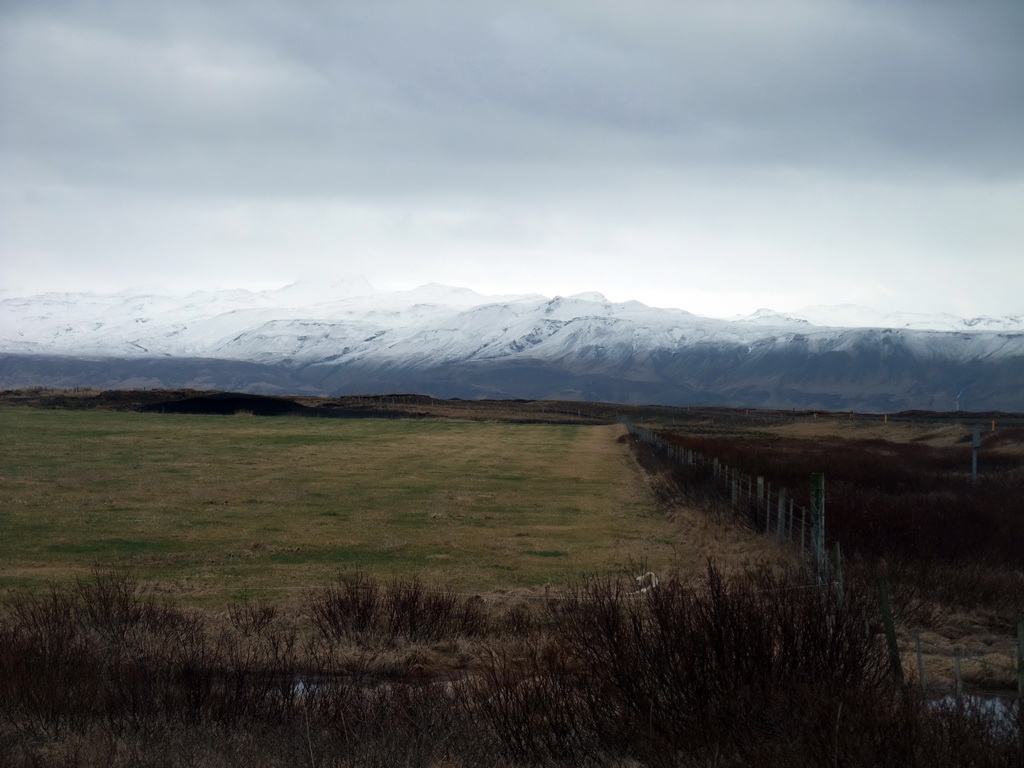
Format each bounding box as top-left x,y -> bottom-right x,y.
621,417 -> 1024,699
909,630 -> 1023,697
621,417 -> 823,558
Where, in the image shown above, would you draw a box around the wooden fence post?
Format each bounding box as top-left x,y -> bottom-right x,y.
953,648 -> 963,697
877,578 -> 905,685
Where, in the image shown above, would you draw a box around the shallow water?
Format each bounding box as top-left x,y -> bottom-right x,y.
928,693 -> 1019,737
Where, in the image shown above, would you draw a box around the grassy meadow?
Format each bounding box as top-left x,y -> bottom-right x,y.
2,395 -> 1021,766
0,407 -> 677,601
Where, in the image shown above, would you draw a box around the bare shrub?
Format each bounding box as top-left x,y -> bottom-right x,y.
307,571 -> 491,646
3,566 -> 1020,767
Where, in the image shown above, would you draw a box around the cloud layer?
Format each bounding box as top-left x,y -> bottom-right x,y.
2,0 -> 1022,316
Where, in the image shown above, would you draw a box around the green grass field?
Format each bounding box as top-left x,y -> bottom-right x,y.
0,408 -> 677,602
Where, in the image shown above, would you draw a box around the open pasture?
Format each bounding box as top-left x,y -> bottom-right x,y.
2,394 -> 1022,766
0,407 -> 677,601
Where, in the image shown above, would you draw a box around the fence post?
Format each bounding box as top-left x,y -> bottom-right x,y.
800,510 -> 806,555
752,476 -> 762,528
788,498 -> 794,542
953,648 -> 963,697
972,426 -> 980,485
832,541 -> 844,602
774,489 -> 782,544
915,634 -> 927,692
1017,620 -> 1024,697
811,473 -> 826,582
877,578 -> 905,685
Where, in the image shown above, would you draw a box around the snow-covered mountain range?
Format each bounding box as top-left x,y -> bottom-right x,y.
2,280 -> 1022,412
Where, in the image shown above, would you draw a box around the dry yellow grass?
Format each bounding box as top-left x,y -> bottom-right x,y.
903,616 -> 1020,693
0,409 -> 696,603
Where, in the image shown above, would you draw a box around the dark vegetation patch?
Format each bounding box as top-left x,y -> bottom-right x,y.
7,387 -> 1024,432
626,420 -> 1024,668
140,392 -> 313,416
654,430 -> 1024,568
138,392 -> 406,418
2,566 -> 1019,767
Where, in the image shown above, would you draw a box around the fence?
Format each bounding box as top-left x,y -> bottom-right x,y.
621,417 -> 826,567
622,417 -> 1024,699
909,625 -> 1024,697
876,575 -> 1023,697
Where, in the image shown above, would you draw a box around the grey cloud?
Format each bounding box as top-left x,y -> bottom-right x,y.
4,0 -> 1022,203
1,0 -> 1021,318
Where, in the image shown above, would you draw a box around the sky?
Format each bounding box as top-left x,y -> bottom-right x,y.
1,0 -> 1022,319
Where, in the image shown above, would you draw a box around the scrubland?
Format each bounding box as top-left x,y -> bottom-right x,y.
0,393 -> 1021,766
644,410 -> 1024,699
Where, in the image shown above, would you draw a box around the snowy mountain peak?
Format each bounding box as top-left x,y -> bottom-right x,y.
1,281 -> 1022,411
274,276 -> 380,305
734,309 -> 811,326
396,283 -> 492,307
791,304 -> 1024,332
567,291 -> 610,303
729,304 -> 1024,333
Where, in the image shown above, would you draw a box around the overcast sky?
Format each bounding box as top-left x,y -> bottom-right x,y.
1,0 -> 1022,318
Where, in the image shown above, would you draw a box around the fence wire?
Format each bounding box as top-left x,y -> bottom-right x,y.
621,417 -> 818,554
621,417 -> 1024,699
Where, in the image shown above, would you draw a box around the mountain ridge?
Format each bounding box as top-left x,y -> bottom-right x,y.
2,281 -> 1022,412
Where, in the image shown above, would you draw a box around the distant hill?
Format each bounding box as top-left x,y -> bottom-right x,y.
2,282 -> 1022,412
